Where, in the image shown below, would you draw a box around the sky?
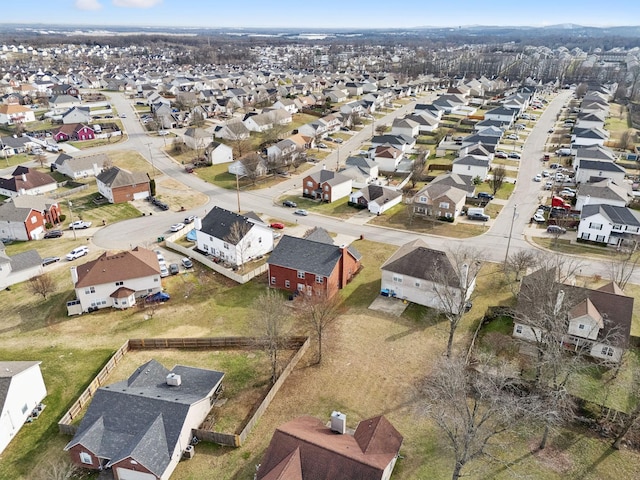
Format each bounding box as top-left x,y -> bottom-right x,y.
1,0 -> 639,29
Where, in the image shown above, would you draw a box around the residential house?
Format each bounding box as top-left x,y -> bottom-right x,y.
49,94 -> 81,110
371,134 -> 415,153
452,155 -> 490,180
272,98 -> 298,114
0,104 -> 35,124
512,269 -> 632,363
457,143 -> 493,161
349,184 -> 402,215
412,182 -> 467,220
575,159 -> 625,184
575,179 -> 631,211
0,361 -> 47,455
205,141 -> 233,165
405,111 -> 440,133
0,166 -> 57,198
213,121 -> 250,141
52,123 -> 96,142
428,172 -> 476,197
266,138 -> 301,166
65,360 -> 224,480
572,127 -> 609,148
431,94 -> 467,114
182,127 -> 210,151
341,156 -> 380,188
256,413 -> 402,480
61,106 -> 91,125
371,145 -> 404,173
390,118 -> 419,138
96,167 -> 150,204
380,239 -> 476,312
243,112 -> 275,132
474,118 -> 509,132
194,206 -> 273,267
302,169 -> 352,203
0,196 -> 61,241
227,156 -> 268,178
575,111 -> 606,130
267,228 -> 361,298
578,204 -> 640,247
572,144 -> 617,170
53,153 -> 109,179
0,247 -> 43,290
70,247 -> 162,313
483,106 -> 516,127
0,135 -> 33,156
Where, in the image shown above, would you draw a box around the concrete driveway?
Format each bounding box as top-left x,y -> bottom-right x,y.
369,296 -> 409,317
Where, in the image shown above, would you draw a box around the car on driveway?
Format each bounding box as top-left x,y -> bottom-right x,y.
169,263 -> 180,275
44,230 -> 63,239
547,225 -> 567,234
282,200 -> 297,208
184,215 -> 195,224
66,246 -> 89,261
145,291 -> 170,303
318,143 -> 328,149
69,220 -> 92,230
270,222 -> 285,229
532,213 -> 546,223
468,212 -> 490,221
508,152 -> 521,159
506,134 -> 519,140
42,256 -> 60,266
181,257 -> 193,268
170,223 -> 185,232
294,209 -> 308,216
476,192 -> 494,201
494,151 -> 508,159
333,138 -> 344,144
160,264 -> 169,277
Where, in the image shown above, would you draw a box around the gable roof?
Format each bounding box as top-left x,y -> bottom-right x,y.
381,239 -> 460,287
429,172 -> 475,195
581,204 -> 640,227
0,361 -> 42,415
198,206 -> 257,244
306,169 -> 351,187
74,247 -> 160,288
0,166 -> 56,193
256,415 -> 402,480
97,167 -> 149,188
578,160 -> 625,173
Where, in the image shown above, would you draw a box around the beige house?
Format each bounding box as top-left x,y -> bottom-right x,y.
412,183 -> 467,220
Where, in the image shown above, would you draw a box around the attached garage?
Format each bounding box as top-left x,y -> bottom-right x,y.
116,467 -> 157,480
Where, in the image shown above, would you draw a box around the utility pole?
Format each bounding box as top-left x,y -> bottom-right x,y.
146,143 -> 156,177
504,204 -> 518,266
235,173 -> 241,213
68,200 -> 76,241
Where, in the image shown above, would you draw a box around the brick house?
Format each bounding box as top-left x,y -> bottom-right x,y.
302,169 -> 352,203
51,123 -> 95,142
0,196 -> 61,241
96,167 -> 150,204
267,228 -> 361,298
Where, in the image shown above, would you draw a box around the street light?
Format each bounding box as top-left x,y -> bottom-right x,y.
504,204 -> 518,266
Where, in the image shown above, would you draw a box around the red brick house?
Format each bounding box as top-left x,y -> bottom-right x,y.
302,168 -> 352,203
0,196 -> 61,241
52,123 -> 95,142
96,167 -> 150,204
267,228 -> 361,298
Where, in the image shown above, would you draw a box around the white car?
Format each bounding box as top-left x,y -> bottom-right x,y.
69,220 -> 92,230
506,134 -> 519,140
532,213 -> 546,223
66,246 -> 89,261
534,174 -> 542,182
159,264 -> 169,277
170,223 -> 185,232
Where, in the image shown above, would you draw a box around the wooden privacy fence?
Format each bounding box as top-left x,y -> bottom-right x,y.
58,336 -> 309,447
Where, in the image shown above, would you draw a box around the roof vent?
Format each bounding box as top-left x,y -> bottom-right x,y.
330,411 -> 346,434
166,373 -> 182,386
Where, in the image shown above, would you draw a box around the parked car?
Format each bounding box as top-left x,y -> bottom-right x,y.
42,256 -> 60,266
169,263 -> 180,275
548,129 -> 554,133
181,257 -> 193,268
506,134 -> 519,140
294,209 -> 308,216
66,246 -> 89,261
476,192 -> 494,201
333,138 -> 344,144
532,213 -> 546,223
549,163 -> 561,169
270,222 -> 285,229
559,190 -> 576,198
282,200 -> 297,208
544,181 -> 554,190
119,113 -> 127,118
170,223 -> 185,232
508,152 -> 521,159
547,225 -> 567,234
534,174 -> 542,182
494,151 -> 508,159
317,143 -> 328,149
542,170 -> 550,177
184,215 -> 195,224
69,220 -> 92,230
145,291 -> 170,303
160,264 -> 169,277
537,204 -> 551,212
468,212 -> 490,221
44,230 -> 63,239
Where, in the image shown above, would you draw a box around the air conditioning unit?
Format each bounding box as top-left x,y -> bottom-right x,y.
166,373 -> 182,386
183,445 -> 195,459
330,411 -> 346,434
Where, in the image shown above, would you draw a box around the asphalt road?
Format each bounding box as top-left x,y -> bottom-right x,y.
86,90 -> 639,283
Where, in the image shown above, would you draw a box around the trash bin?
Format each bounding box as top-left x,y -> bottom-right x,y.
157,236 -> 164,242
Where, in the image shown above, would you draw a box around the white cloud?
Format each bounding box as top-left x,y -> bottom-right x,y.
112,0 -> 163,7
75,0 -> 103,10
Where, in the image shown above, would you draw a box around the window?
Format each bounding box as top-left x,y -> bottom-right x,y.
84,286 -> 95,294
438,202 -> 449,209
270,276 -> 276,285
115,281 -> 123,286
223,243 -> 229,250
80,452 -> 93,465
580,232 -> 590,240
578,324 -> 585,330
316,276 -> 324,284
419,196 -> 427,203
21,403 -> 28,414
284,280 -> 290,288
601,346 -> 614,357
392,274 -> 403,283
515,325 -> 523,334
415,280 -> 421,287
589,222 -> 603,230
324,185 -> 329,191
297,271 -> 305,279
596,235 -> 606,242
306,180 -> 313,187
612,224 -> 623,231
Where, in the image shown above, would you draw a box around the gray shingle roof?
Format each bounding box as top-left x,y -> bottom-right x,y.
97,167 -> 149,188
9,250 -> 42,272
581,204 -> 640,227
578,160 -> 625,173
199,206 -> 255,244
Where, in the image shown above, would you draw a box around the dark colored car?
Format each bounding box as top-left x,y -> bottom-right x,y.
468,212 -> 490,221
42,256 -> 60,266
283,200 -> 297,208
169,263 -> 180,275
476,192 -> 494,201
184,216 -> 195,224
44,230 -> 63,239
145,292 -> 170,303
547,225 -> 567,234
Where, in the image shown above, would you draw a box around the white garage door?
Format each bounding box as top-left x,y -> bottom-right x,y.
116,467 -> 156,480
133,191 -> 149,201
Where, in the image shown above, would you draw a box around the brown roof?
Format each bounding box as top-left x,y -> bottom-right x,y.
256,415 -> 402,480
0,104 -> 31,114
110,286 -> 136,299
75,247 -> 160,288
597,282 -> 625,296
0,166 -> 56,193
569,298 -> 603,328
260,448 -> 303,480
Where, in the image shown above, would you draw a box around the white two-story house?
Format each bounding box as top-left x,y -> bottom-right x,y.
578,204 -> 640,246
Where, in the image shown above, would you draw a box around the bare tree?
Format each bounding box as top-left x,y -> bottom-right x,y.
240,153 -> 263,185
575,82 -> 589,98
608,249 -> 639,290
252,289 -> 291,385
419,354 -> 540,480
224,220 -> 252,272
190,109 -> 205,127
506,250 -> 536,282
35,152 -> 47,168
230,136 -> 253,159
375,124 -> 389,135
431,246 -> 483,357
409,148 -> 428,188
612,368 -> 640,449
619,129 -> 637,151
32,457 -> 80,480
297,290 -> 346,364
488,164 -> 506,196
28,273 -> 55,300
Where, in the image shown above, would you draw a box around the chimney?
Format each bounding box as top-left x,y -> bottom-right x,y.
330,411 -> 346,434
21,173 -> 27,182
70,266 -> 78,285
166,373 -> 182,386
194,216 -> 202,230
554,290 -> 565,316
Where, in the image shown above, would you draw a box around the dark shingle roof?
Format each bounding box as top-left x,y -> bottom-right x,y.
581,204 -> 640,227
578,160 -> 625,173
199,206 -> 256,244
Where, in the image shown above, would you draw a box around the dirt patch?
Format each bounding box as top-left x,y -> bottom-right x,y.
531,442 -> 574,474
154,175 -> 209,212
